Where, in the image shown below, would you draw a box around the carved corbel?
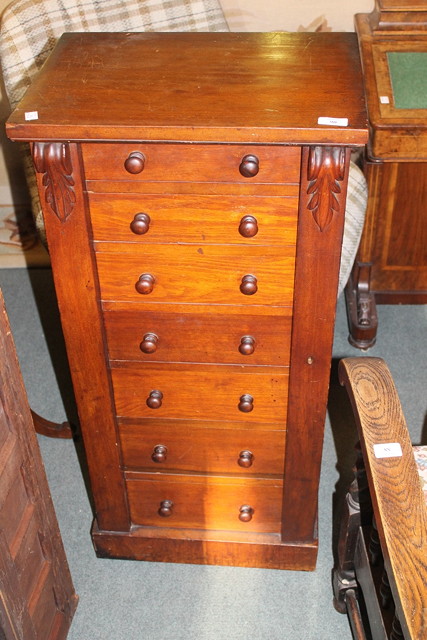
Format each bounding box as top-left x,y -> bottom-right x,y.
306,146 -> 346,231
32,142 -> 76,222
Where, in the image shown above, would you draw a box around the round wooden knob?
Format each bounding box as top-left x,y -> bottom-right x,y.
239,154 -> 259,178
135,273 -> 155,295
239,215 -> 258,238
151,445 -> 167,463
239,505 -> 254,522
130,213 -> 151,235
239,336 -> 256,356
240,275 -> 258,296
238,450 -> 254,468
146,390 -> 163,409
158,500 -> 173,517
140,333 -> 159,354
124,151 -> 145,174
238,394 -> 254,413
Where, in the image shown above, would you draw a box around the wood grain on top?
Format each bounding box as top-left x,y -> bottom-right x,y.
7,32 -> 368,145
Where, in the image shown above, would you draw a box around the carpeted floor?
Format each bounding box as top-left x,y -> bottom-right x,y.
0,267 -> 426,640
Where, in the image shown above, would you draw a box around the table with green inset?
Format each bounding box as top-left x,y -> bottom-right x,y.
345,7 -> 427,349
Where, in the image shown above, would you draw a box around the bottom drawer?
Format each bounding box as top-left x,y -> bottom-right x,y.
126,474 -> 283,533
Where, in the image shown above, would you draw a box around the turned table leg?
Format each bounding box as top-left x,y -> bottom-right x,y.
345,262 -> 378,350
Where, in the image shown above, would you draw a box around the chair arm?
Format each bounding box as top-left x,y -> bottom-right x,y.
339,357 -> 427,640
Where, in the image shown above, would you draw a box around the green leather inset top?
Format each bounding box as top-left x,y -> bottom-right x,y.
387,52 -> 427,109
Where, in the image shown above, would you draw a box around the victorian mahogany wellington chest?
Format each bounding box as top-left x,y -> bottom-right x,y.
6,32 -> 367,570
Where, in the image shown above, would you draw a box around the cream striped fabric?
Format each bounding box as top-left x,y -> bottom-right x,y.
338,159 -> 368,296
1,0 -> 229,109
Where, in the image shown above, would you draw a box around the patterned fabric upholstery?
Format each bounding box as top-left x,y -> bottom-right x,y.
0,0 -> 229,110
413,446 -> 427,504
338,159 -> 368,296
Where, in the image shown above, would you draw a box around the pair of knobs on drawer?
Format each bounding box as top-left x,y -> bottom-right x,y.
152,445 -> 254,468
158,500 -> 254,522
135,274 -> 258,296
130,214 -> 258,238
124,151 -> 260,179
146,391 -> 254,413
140,334 -> 256,356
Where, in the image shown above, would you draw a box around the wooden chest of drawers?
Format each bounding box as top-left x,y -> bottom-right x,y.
6,32 -> 367,570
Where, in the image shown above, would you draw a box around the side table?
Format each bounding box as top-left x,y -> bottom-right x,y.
346,0 -> 427,349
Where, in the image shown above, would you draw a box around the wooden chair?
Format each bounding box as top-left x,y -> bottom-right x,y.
333,357 -> 427,640
0,0 -> 228,438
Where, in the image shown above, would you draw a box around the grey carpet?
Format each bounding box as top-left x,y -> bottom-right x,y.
0,267 -> 426,640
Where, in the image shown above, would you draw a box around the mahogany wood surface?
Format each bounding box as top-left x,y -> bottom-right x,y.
83,143 -> 302,184
87,180 -> 299,198
110,363 -> 288,423
7,33 -> 367,145
376,0 -> 426,9
119,420 -> 285,475
357,161 -> 427,295
92,521 -> 318,570
34,143 -> 130,532
126,474 -> 283,533
103,304 -> 292,366
282,146 -> 351,543
368,1 -> 427,36
89,193 -> 299,245
95,244 -> 296,306
0,289 -> 77,640
338,358 -> 427,640
357,15 -> 427,159
6,32 -> 367,570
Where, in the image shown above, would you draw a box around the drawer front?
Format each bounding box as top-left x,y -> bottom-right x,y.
119,421 -> 285,475
89,193 -> 298,245
96,244 -> 295,306
82,143 -> 301,184
103,305 -> 292,366
111,365 -> 288,423
126,474 -> 283,533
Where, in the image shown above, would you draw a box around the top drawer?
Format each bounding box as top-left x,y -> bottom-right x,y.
81,143 -> 301,185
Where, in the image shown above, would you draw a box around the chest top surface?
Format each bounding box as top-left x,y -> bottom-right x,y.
6,32 -> 367,146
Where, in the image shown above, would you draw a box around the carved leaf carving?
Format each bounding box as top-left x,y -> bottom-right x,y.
33,142 -> 76,222
306,146 -> 346,232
